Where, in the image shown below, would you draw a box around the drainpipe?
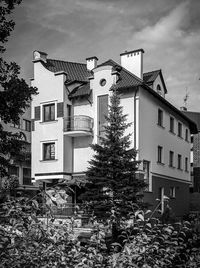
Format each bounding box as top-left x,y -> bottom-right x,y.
134,87 -> 139,149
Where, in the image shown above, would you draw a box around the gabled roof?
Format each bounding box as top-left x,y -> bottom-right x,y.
42,59 -> 91,82
97,59 -> 143,90
143,69 -> 167,94
143,70 -> 160,84
181,111 -> 200,131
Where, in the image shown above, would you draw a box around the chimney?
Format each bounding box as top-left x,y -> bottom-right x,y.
33,50 -> 48,63
120,48 -> 144,79
86,56 -> 98,70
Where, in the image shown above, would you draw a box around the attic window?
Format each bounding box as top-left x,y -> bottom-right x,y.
100,79 -> 106,87
157,84 -> 161,93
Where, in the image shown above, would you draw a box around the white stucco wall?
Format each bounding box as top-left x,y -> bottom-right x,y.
31,61 -> 66,180
139,88 -> 191,182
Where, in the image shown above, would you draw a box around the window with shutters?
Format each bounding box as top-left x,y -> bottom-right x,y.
43,103 -> 55,122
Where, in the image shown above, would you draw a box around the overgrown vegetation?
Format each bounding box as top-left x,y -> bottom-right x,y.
0,195 -> 200,267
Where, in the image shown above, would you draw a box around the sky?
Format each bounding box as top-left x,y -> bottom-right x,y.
4,0 -> 200,111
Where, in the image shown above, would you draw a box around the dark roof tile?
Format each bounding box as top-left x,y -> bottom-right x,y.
143,70 -> 161,83
97,59 -> 143,90
42,59 -> 91,82
69,83 -> 91,98
182,111 -> 200,131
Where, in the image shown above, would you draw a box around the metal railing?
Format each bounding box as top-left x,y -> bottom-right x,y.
63,115 -> 93,133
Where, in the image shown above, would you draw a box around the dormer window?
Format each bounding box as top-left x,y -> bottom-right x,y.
157,84 -> 162,95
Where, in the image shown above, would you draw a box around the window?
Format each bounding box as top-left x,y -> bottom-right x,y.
178,122 -> 182,138
169,151 -> 174,167
158,109 -> 163,127
43,142 -> 55,160
100,79 -> 107,87
157,146 -> 163,164
191,135 -> 194,143
178,154 -> 182,169
23,119 -> 31,132
8,166 -> 19,177
185,129 -> 189,141
157,84 -> 161,94
170,117 -> 174,133
67,104 -> 72,130
169,187 -> 176,198
143,160 -> 150,190
43,103 -> 55,122
185,157 -> 188,172
23,168 -> 32,185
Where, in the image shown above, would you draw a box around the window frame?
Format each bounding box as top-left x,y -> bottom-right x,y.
43,142 -> 56,161
143,160 -> 151,191
185,128 -> 189,142
43,103 -> 55,122
185,157 -> 189,172
23,168 -> 32,185
23,119 -> 31,132
177,154 -> 182,170
169,116 -> 175,133
169,150 -> 174,168
157,146 -> 163,164
178,122 -> 182,138
157,108 -> 164,127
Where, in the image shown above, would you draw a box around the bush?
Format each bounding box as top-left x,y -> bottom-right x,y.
0,197 -> 200,267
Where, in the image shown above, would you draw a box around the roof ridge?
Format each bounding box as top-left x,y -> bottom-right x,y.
48,58 -> 86,66
183,111 -> 200,114
144,69 -> 161,75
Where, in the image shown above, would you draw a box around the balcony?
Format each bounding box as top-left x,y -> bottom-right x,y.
64,115 -> 93,136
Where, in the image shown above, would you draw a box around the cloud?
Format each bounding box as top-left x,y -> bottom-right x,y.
4,0 -> 200,111
127,1 -> 200,111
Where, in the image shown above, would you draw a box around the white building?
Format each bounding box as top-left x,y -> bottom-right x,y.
31,49 -> 197,216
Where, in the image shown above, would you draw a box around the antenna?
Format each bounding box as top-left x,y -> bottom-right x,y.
183,88 -> 189,108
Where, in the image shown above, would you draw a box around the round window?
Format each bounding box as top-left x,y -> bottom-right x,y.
100,79 -> 106,87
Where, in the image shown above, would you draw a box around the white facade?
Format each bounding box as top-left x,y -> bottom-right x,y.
31,49 -> 197,215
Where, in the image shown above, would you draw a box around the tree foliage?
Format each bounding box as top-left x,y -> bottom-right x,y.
81,90 -> 146,221
1,197 -> 200,267
0,0 -> 38,177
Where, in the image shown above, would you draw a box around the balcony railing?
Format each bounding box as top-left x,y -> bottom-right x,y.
64,115 -> 93,136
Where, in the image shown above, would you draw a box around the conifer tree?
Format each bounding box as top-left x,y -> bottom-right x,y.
81,90 -> 146,221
